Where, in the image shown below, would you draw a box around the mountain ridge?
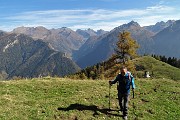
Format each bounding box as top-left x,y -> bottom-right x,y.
75,20 -> 179,68
76,21 -> 155,68
76,28 -> 108,40
152,20 -> 180,58
0,33 -> 80,79
1,20 -> 179,70
144,20 -> 175,33
12,26 -> 85,58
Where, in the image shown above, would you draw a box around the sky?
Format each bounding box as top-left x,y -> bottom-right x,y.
0,0 -> 180,31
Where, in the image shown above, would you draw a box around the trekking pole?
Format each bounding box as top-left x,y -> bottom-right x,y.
132,89 -> 136,119
133,89 -> 135,99
108,83 -> 111,111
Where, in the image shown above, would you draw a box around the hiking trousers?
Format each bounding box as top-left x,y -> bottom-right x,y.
118,93 -> 129,116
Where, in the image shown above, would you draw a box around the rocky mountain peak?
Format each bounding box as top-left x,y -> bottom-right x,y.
35,26 -> 48,31
144,20 -> 175,33
87,28 -> 96,32
13,26 -> 50,39
96,29 -> 108,36
60,27 -> 72,31
114,21 -> 141,32
76,29 -> 97,40
76,28 -> 108,41
127,20 -> 141,27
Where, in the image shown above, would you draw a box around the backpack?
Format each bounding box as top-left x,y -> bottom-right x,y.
117,72 -> 131,90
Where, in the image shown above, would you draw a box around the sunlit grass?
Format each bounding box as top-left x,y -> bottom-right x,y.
0,77 -> 179,120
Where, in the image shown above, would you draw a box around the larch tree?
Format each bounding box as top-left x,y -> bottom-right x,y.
110,31 -> 139,72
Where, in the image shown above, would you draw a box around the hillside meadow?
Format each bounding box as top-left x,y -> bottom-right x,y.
0,77 -> 179,120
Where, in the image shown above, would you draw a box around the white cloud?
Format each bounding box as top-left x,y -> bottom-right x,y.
1,4 -> 180,31
6,9 -> 145,22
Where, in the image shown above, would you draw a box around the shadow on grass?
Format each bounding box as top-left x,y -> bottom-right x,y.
57,103 -> 123,117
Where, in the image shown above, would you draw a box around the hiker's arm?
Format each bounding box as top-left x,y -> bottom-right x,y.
131,76 -> 135,89
109,75 -> 119,85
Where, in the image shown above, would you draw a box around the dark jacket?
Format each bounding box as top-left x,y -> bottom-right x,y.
111,71 -> 135,94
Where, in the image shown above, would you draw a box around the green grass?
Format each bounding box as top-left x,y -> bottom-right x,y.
133,56 -> 180,80
0,77 -> 179,120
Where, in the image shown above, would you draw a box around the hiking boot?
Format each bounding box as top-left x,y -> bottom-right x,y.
123,116 -> 128,120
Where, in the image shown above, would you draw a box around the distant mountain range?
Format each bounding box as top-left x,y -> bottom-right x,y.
12,27 -> 107,58
152,20 -> 180,58
75,21 -> 155,68
144,20 -> 175,33
76,28 -> 108,40
75,20 -> 179,68
0,20 -> 179,78
0,32 -> 80,79
13,26 -> 84,58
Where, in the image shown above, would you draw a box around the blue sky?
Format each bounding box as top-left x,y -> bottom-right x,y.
0,0 -> 180,31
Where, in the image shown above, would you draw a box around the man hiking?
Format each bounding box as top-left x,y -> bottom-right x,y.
109,66 -> 135,120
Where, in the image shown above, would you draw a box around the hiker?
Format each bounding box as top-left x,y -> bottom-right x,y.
109,66 -> 135,120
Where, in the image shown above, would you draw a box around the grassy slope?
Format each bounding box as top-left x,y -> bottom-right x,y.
133,56 -> 180,80
0,77 -> 179,120
102,56 -> 180,80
